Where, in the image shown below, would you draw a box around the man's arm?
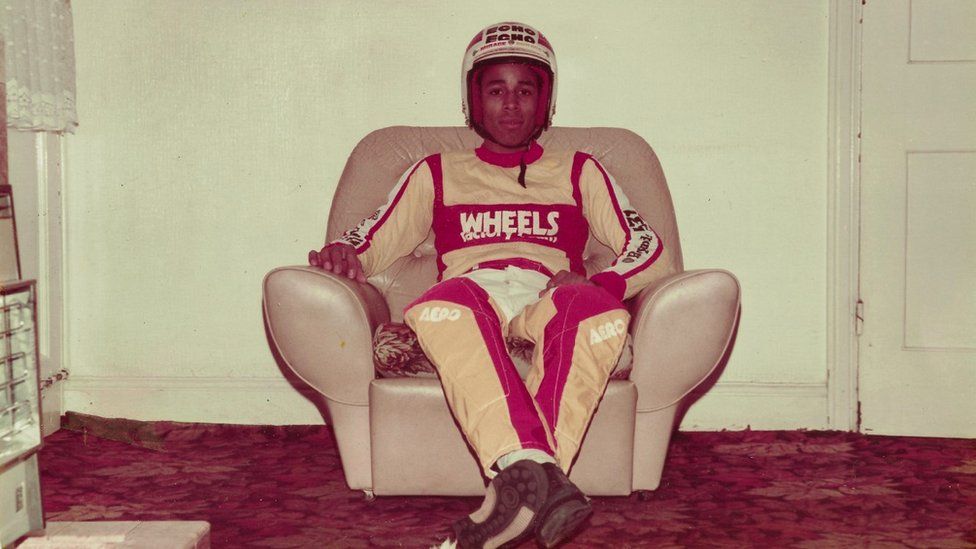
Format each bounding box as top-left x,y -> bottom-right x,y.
578,155 -> 671,302
308,158 -> 435,280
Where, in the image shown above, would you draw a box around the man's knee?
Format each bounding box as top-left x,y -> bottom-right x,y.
550,283 -> 629,316
404,277 -> 490,333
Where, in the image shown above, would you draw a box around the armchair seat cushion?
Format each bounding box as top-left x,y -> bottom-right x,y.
372,322 -> 634,380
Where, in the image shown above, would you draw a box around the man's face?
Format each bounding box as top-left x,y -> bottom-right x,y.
478,63 -> 540,153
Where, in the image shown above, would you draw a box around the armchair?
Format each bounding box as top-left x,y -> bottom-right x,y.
263,127 -> 740,498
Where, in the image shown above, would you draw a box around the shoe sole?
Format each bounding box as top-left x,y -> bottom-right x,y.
535,498 -> 593,548
453,461 -> 549,549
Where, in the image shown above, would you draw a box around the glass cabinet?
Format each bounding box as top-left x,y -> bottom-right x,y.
0,280 -> 44,547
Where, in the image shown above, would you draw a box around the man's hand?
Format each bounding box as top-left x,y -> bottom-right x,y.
308,243 -> 367,283
539,270 -> 596,297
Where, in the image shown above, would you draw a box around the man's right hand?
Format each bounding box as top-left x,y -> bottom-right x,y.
308,243 -> 367,283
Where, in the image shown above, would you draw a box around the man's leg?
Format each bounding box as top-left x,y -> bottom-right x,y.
403,276 -> 554,476
502,283 -> 629,547
405,276 -> 557,548
509,283 -> 630,469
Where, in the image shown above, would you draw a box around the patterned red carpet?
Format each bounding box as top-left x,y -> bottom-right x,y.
37,417 -> 975,548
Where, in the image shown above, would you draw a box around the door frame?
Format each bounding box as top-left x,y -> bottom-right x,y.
826,0 -> 863,431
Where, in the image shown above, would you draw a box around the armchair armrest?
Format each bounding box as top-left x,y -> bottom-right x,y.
627,269 -> 741,412
263,265 -> 391,406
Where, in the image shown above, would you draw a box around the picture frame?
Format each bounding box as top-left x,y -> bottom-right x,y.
0,185 -> 20,283
0,37 -> 20,283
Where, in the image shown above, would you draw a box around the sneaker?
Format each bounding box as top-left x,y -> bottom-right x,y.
533,463 -> 593,548
453,460 -> 549,549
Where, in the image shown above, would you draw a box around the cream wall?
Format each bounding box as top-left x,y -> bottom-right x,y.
64,1 -> 830,428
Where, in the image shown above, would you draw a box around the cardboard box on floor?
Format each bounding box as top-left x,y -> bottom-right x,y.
18,521 -> 210,549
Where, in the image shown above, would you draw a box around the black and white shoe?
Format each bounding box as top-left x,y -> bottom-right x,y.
453,460 -> 550,549
533,463 -> 593,548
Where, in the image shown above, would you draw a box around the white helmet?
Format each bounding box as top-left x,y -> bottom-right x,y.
461,22 -> 557,137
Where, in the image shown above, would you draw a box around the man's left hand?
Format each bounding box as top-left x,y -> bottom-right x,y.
540,270 -> 596,297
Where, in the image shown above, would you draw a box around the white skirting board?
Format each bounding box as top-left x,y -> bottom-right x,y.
679,381 -> 830,431
64,375 -> 327,425
39,365 -> 69,437
64,375 -> 830,431
40,383 -> 62,437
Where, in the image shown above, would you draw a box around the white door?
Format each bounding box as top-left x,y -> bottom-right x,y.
859,0 -> 976,437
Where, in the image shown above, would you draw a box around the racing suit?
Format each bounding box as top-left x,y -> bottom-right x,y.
335,141 -> 669,474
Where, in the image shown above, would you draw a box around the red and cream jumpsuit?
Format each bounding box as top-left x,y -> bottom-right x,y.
335,141 -> 670,475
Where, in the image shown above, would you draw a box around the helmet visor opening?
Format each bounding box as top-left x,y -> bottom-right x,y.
468,58 -> 553,132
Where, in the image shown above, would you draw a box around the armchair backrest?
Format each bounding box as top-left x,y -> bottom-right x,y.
327,126 -> 683,322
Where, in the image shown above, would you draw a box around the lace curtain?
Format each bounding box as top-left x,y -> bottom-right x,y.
1,0 -> 78,133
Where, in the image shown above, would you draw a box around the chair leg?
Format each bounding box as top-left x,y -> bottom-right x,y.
635,490 -> 654,501
363,489 -> 376,502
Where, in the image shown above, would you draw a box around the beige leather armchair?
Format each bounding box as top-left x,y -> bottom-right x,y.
263,127 -> 740,499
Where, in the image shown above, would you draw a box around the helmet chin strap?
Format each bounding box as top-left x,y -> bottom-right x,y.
474,123 -> 545,188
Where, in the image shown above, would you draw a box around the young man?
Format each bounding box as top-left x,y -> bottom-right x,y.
309,22 -> 669,549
